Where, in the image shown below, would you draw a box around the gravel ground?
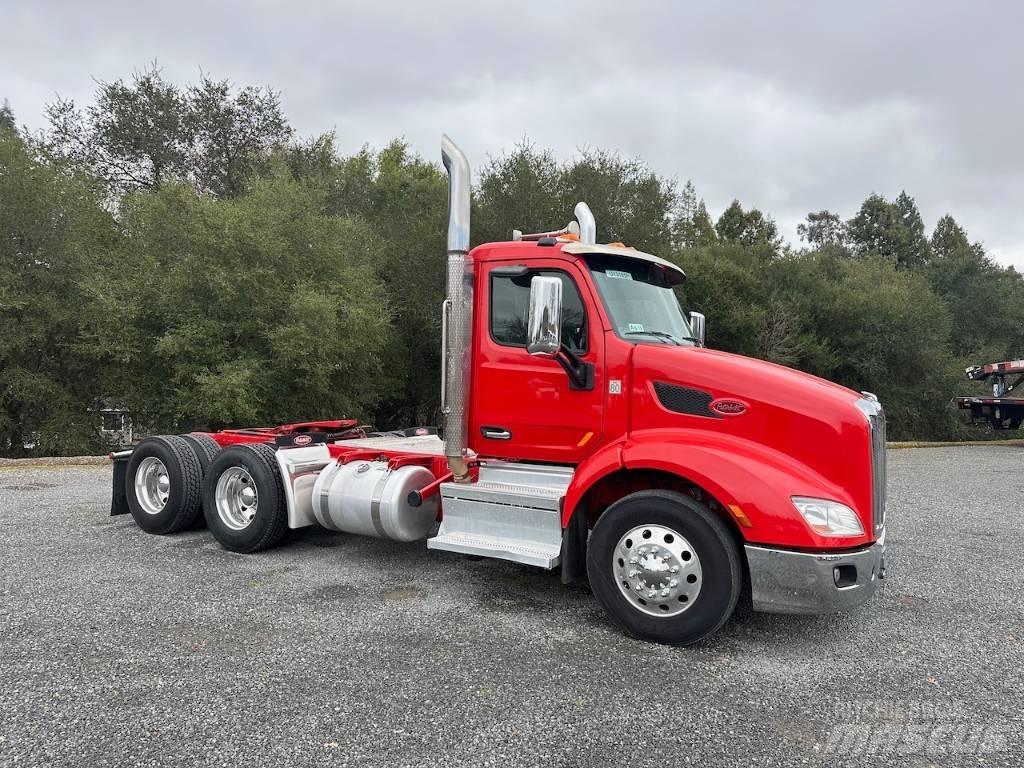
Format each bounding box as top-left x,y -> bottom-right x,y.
1,447 -> 1022,767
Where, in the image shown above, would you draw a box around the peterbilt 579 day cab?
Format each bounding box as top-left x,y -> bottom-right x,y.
109,136 -> 887,645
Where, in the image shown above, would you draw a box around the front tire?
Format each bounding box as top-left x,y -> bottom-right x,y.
124,435 -> 204,534
203,443 -> 288,553
587,490 -> 741,646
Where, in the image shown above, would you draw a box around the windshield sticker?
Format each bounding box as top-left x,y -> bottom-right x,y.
606,269 -> 633,280
628,323 -> 645,333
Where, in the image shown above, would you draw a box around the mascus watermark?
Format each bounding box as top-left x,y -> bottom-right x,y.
819,699 -> 1012,757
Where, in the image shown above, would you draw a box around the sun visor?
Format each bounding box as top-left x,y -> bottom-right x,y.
560,242 -> 686,285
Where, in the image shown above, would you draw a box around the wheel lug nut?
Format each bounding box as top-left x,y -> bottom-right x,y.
669,579 -> 678,587
670,566 -> 679,573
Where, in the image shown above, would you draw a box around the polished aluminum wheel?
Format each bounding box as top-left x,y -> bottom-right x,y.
134,457 -> 170,515
612,524 -> 703,617
215,466 -> 258,531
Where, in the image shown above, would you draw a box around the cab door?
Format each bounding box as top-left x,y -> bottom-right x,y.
469,259 -> 604,464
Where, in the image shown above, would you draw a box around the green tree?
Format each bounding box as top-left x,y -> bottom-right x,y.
924,214 -> 1024,358
0,133 -> 117,455
797,210 -> 846,249
0,100 -> 16,135
847,192 -> 931,268
678,243 -> 781,358
45,65 -> 291,198
715,200 -> 781,249
473,141 -> 563,245
771,252 -> 958,439
187,75 -> 292,197
674,181 -> 718,248
322,140 -> 449,427
474,141 -> 678,256
96,166 -> 393,432
556,149 -> 676,254
46,65 -> 191,193
893,191 -> 932,266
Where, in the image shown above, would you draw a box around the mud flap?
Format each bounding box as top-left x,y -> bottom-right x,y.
560,501 -> 589,586
110,456 -> 130,516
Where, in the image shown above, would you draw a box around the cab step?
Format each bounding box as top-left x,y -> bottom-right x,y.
428,462 -> 573,569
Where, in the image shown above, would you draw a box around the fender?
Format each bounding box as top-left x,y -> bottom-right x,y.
565,428 -> 871,551
562,440 -> 626,527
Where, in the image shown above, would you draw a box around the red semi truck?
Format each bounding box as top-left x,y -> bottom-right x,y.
109,136 -> 887,645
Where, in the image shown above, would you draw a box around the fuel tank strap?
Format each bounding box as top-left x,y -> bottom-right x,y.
315,462 -> 338,527
369,470 -> 390,538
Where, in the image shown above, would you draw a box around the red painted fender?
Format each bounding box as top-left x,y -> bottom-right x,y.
563,428 -> 871,551
562,440 -> 626,528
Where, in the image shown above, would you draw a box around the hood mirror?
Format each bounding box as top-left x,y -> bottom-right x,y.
689,311 -> 706,347
527,276 -> 562,356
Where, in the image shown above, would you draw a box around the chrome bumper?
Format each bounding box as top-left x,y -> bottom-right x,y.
744,531 -> 885,614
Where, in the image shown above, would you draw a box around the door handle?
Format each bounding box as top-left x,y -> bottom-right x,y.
481,426 -> 512,440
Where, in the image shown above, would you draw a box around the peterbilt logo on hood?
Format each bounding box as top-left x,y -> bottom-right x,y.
711,399 -> 748,416
292,434 -> 313,446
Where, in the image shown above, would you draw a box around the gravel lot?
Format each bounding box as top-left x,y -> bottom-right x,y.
1,447 -> 1022,767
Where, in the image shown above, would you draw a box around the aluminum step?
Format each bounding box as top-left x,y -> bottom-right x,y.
427,462 -> 573,569
427,531 -> 561,568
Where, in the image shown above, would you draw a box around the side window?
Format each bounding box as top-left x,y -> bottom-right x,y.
490,270 -> 588,354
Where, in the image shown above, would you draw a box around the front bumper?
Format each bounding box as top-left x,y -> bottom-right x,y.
744,530 -> 885,614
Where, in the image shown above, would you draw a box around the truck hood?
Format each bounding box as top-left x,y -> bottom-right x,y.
629,344 -> 871,511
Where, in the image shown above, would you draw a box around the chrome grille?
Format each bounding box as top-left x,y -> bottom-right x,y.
856,394 -> 886,534
869,406 -> 886,533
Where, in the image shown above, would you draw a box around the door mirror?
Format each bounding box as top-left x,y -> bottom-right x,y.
689,311 -> 706,347
527,275 -> 562,356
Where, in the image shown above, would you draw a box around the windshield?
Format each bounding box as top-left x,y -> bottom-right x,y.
586,254 -> 695,346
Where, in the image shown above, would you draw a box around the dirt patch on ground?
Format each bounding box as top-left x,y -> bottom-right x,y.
0,455 -> 109,467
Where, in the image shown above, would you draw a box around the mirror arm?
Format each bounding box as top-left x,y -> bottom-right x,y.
556,345 -> 595,391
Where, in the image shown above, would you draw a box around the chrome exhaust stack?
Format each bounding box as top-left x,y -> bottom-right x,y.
441,135 -> 473,483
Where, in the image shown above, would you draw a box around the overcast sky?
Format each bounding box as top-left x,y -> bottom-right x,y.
3,1 -> 1022,265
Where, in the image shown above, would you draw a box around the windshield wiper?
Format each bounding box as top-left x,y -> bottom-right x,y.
623,330 -> 688,345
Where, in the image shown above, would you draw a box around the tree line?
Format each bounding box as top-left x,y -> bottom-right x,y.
0,66 -> 1017,455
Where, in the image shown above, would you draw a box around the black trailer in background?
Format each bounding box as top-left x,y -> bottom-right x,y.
956,359 -> 1024,429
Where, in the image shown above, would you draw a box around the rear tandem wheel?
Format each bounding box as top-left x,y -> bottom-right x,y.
202,443 -> 289,554
123,435 -> 204,534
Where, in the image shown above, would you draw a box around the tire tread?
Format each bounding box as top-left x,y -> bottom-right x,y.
162,435 -> 204,532
182,433 -> 220,471
244,443 -> 288,552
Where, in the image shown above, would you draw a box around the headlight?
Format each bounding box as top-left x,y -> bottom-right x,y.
791,497 -> 864,537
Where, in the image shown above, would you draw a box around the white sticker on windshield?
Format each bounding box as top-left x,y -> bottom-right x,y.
628,323 -> 645,333
606,269 -> 633,280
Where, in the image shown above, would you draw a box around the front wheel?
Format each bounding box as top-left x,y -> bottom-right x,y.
587,490 -> 742,646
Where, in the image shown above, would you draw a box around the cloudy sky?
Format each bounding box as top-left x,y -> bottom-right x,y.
3,1 -> 1022,264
